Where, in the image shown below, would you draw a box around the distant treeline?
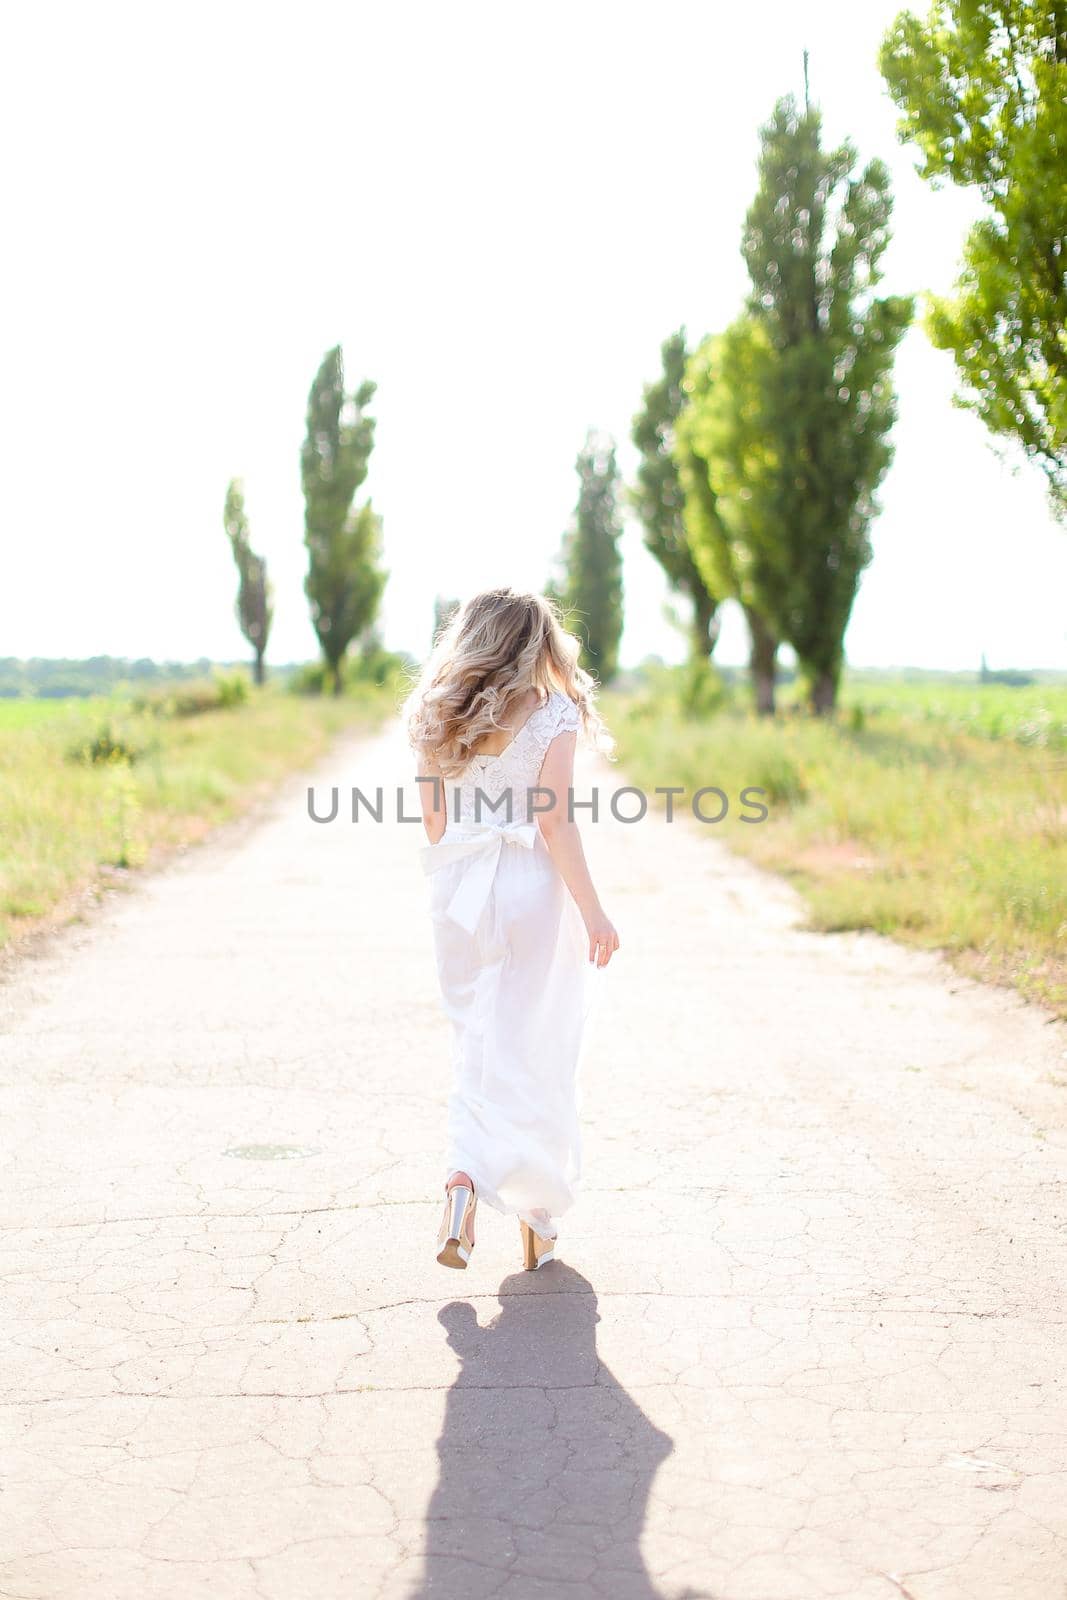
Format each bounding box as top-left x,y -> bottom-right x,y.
0,657 -> 313,699
6,656 -> 1059,704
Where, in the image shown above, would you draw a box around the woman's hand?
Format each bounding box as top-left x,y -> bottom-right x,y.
583,908 -> 620,968
538,729 -> 618,966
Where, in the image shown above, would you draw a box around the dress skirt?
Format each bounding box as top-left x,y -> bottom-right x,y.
421,818 -> 599,1233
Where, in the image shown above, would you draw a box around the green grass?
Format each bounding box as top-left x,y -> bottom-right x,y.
0,679 -> 396,948
0,699 -> 78,730
835,675 -> 1067,750
603,669 -> 1067,1017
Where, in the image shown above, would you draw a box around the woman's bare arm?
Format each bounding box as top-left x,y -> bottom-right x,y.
416,753 -> 447,844
536,731 -> 619,968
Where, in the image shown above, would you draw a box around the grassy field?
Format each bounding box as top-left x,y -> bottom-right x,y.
604,667 -> 1067,1017
837,674 -> 1067,750
0,678 -> 397,951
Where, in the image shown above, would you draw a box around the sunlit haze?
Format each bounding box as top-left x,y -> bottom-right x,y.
3,1 -> 1065,671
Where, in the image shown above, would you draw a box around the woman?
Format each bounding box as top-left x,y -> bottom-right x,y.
405,588 -> 620,1273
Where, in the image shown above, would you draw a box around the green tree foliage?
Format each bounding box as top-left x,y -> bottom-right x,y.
674,322 -> 788,715
301,346 -> 387,695
222,479 -> 273,685
880,3 -> 1067,519
741,95 -> 912,711
555,431 -> 625,685
630,330 -> 721,661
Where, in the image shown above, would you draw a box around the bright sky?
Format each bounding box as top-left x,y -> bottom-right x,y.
2,0 -> 1065,673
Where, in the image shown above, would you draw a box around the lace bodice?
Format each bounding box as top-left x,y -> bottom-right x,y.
443,690 -> 581,830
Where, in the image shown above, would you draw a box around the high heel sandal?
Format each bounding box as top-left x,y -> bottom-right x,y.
436,1176 -> 476,1269
519,1217 -> 556,1272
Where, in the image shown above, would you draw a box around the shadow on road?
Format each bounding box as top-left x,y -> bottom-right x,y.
408,1263 -> 693,1598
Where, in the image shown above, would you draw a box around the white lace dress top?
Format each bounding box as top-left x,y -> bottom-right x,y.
441,689 -> 581,829
418,689 -> 599,1232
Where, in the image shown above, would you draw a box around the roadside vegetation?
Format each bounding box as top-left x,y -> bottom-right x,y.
0,670 -> 398,952
605,666 -> 1067,1017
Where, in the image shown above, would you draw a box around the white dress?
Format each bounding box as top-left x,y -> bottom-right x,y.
420,690 -> 600,1235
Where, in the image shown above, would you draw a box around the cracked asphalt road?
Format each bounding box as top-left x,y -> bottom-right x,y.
1,719 -> 1066,1600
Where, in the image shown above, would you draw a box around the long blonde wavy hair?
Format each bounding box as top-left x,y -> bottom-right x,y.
404,588 -> 616,778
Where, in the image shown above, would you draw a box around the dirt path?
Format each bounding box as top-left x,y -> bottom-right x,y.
1,720 -> 1065,1600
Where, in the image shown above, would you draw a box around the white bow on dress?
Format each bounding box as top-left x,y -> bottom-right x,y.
420,819 -> 540,935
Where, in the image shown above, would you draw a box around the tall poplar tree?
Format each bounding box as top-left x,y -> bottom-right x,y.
301,346 -> 387,695
223,479 -> 273,685
631,330 -> 721,661
742,93 -> 912,711
556,430 -> 624,685
675,322 -> 789,715
880,2 -> 1067,520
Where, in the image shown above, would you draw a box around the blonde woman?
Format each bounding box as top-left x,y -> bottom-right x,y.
405,588 -> 620,1273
